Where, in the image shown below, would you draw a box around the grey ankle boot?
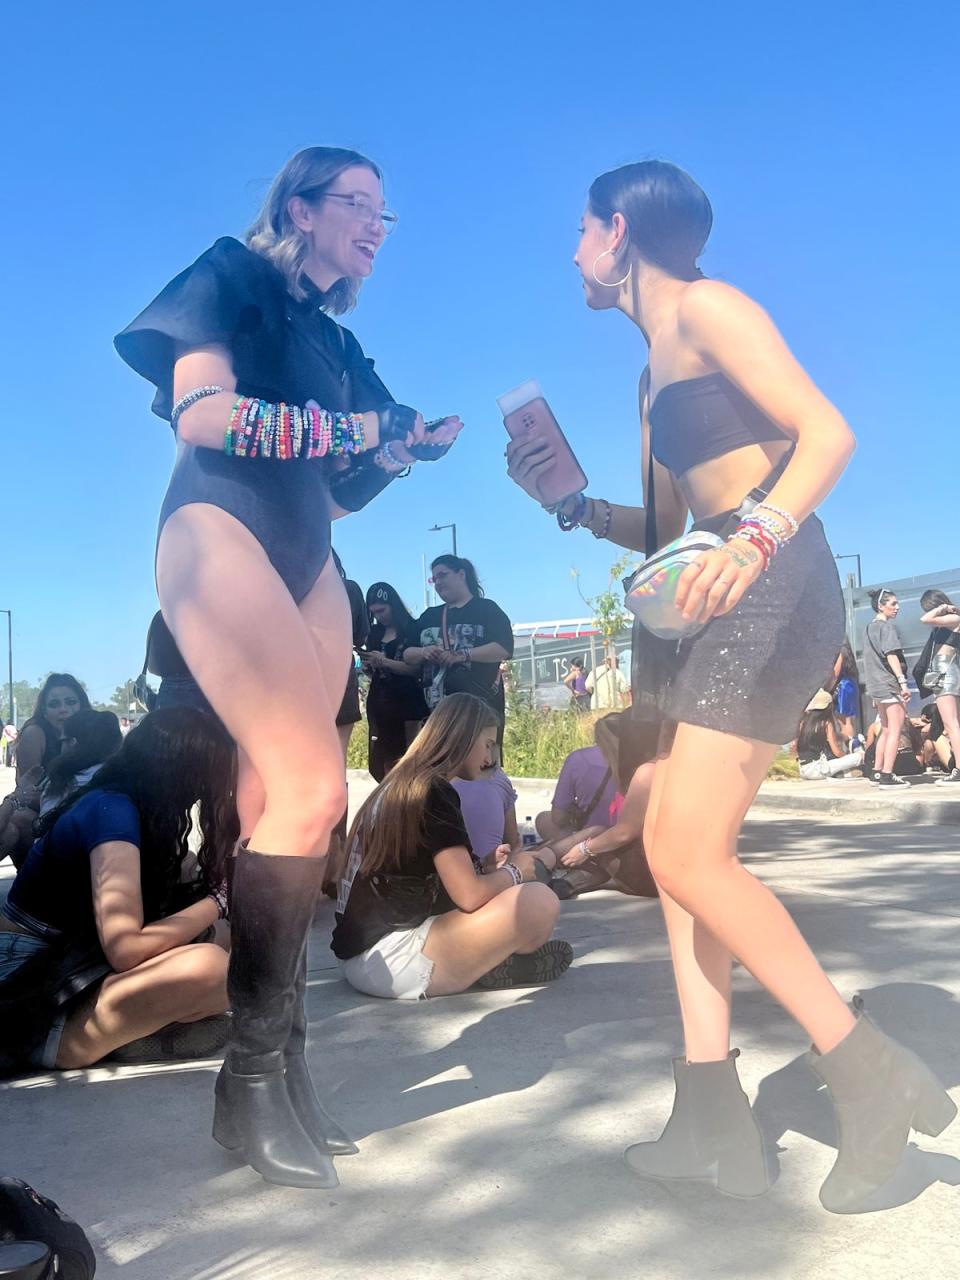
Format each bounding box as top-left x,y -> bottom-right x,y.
625,1050 -> 772,1198
808,995 -> 956,1213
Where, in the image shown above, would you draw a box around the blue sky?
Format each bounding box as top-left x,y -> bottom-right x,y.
2,1 -> 955,705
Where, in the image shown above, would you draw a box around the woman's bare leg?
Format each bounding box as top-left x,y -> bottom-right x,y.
640,758 -> 734,1062
57,944 -> 228,1068
647,723 -> 856,1055
936,694 -> 960,770
156,506 -> 349,858
422,884 -> 560,995
876,701 -> 905,775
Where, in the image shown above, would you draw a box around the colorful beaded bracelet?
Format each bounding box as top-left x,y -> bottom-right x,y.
224,398 -> 365,460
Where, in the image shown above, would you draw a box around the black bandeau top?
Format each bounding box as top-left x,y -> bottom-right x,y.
650,371 -> 790,478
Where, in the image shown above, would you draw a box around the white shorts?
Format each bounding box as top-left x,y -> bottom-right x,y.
339,915 -> 439,1001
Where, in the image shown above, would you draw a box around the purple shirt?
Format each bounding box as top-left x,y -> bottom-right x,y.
552,746 -> 616,828
451,769 -> 517,859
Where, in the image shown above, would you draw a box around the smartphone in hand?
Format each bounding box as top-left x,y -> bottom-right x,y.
497,380 -> 588,506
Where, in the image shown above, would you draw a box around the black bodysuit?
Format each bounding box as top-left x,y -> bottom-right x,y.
115,237 -> 394,602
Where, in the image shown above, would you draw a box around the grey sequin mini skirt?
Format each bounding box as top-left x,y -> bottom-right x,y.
630,513 -> 845,749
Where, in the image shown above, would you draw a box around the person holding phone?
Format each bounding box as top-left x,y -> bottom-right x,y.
404,556 -> 514,735
506,159 -> 954,1214
863,589 -> 912,786
362,582 -> 428,782
115,146 -> 463,1189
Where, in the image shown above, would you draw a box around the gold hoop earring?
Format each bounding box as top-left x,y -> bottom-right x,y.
592,249 -> 632,288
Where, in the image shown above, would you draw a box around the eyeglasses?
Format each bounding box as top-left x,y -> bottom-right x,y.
300,189 -> 399,235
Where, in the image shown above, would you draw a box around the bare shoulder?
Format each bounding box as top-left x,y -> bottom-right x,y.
677,278 -> 771,338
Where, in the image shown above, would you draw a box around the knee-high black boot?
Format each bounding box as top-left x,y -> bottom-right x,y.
212,847 -> 338,1189
285,944 -> 359,1156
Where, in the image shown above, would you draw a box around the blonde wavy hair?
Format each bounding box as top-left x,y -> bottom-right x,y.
246,146 -> 383,311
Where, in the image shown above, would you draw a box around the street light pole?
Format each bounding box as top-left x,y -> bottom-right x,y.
0,609 -> 12,728
428,523 -> 458,557
834,554 -> 862,589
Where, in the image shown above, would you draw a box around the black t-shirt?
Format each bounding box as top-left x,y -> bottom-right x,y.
408,596 -> 514,710
331,779 -> 473,960
934,627 -> 960,652
365,634 -> 429,724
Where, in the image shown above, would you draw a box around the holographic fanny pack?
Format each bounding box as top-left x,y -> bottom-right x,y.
622,529 -> 726,640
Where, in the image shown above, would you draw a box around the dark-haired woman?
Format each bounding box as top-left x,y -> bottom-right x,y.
15,674 -> 90,781
115,146 -> 463,1188
0,708 -> 236,1075
362,582 -> 428,781
919,588 -> 960,783
795,693 -> 864,779
507,159 -> 954,1212
404,556 -> 514,735
830,638 -> 860,744
39,709 -> 123,816
863,589 -> 911,786
333,693 -> 571,998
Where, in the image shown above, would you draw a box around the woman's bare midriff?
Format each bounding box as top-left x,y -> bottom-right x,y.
674,439 -> 794,521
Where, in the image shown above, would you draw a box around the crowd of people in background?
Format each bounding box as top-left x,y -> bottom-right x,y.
792,585 -> 960,786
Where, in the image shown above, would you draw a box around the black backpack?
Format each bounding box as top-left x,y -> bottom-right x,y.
0,1179 -> 95,1278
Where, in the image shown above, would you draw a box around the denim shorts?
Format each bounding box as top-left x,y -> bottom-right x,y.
0,933 -> 69,1070
339,916 -> 438,1001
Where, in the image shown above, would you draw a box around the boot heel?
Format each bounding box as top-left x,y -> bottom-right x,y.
212,1100 -> 241,1151
715,1147 -> 773,1199
912,1080 -> 957,1137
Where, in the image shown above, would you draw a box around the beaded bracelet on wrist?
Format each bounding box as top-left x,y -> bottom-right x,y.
502,862 -> 523,887
591,498 -> 613,540
373,441 -> 411,474
224,398 -> 365,460
171,385 -> 225,431
753,501 -> 800,537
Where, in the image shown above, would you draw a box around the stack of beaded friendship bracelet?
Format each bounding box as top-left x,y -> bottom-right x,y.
224,398 -> 366,460
730,501 -> 800,570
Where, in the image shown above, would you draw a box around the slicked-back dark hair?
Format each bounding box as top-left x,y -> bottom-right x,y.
588,159 -> 712,281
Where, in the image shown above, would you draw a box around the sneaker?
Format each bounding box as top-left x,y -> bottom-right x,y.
937,768 -> 960,785
877,773 -> 910,787
869,771 -> 883,786
475,940 -> 574,989
108,1013 -> 231,1064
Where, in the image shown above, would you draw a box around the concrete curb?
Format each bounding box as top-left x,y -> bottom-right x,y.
344,769 -> 960,827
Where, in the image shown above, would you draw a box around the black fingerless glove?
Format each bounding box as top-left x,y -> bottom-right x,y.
375,403 -> 454,462
328,453 -> 396,512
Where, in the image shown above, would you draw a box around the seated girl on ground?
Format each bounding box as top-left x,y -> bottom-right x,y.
331,693 -> 572,999
0,707 -> 238,1073
794,691 -> 865,780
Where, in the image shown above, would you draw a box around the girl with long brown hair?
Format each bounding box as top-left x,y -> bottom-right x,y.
333,693 -> 572,999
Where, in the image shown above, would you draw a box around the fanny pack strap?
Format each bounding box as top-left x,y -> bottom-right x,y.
718,447 -> 794,539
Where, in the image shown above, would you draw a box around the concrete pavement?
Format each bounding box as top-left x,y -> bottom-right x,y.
2,775 -> 960,1278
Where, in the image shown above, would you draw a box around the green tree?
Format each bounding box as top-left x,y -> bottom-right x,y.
103,680 -> 141,717
2,679 -> 42,725
572,553 -> 633,656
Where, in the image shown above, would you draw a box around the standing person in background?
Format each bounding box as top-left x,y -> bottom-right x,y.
362,582 -> 428,782
15,675 -> 90,781
2,722 -> 17,767
863,589 -> 911,787
563,659 -> 592,712
919,589 -> 960,783
586,653 -> 629,711
830,638 -> 860,744
115,144 -> 462,1189
404,556 -> 513,737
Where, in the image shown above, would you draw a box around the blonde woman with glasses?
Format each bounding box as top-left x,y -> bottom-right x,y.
115,147 -> 462,1189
